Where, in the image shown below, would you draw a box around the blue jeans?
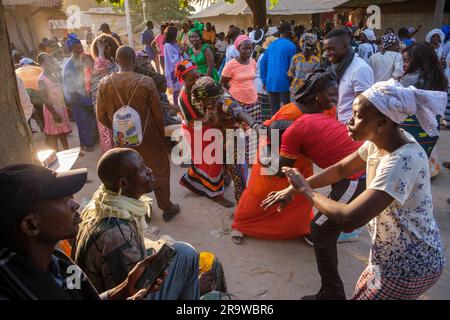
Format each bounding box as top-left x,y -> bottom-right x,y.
147,242 -> 200,300
70,104 -> 97,148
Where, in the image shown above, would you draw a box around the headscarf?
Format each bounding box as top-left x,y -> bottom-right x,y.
294,69 -> 337,103
362,28 -> 377,41
234,35 -> 251,50
441,25 -> 450,42
426,29 -> 445,44
380,32 -> 399,52
250,29 -> 265,44
66,33 -> 81,51
189,21 -> 204,38
175,59 -> 198,80
361,78 -> 447,137
299,32 -> 318,52
192,76 -> 223,103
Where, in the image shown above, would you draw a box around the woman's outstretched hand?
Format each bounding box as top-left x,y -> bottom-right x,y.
282,167 -> 314,199
261,187 -> 294,212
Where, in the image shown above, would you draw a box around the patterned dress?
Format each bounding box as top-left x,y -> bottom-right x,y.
38,72 -> 72,135
287,53 -> 321,97
91,57 -> 119,154
353,133 -> 444,299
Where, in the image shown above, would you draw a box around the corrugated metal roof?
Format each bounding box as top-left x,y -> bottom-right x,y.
2,0 -> 62,7
191,0 -> 348,18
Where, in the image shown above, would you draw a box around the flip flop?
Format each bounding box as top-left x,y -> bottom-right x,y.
231,230 -> 244,245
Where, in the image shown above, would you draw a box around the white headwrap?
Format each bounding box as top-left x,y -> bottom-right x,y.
426,29 -> 445,44
362,28 -> 377,41
361,79 -> 447,137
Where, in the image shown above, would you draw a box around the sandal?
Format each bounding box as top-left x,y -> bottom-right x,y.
443,162 -> 450,169
231,230 -> 244,245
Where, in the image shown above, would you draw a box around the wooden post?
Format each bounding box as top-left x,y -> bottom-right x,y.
0,1 -> 36,167
434,0 -> 445,28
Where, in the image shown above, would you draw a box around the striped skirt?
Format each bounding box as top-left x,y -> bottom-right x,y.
352,267 -> 442,300
258,93 -> 271,122
241,101 -> 262,124
179,123 -> 225,198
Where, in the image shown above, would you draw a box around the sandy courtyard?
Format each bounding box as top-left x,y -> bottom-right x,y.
34,123 -> 450,300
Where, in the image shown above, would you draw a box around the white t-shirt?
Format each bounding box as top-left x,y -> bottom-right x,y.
357,42 -> 378,63
358,132 -> 445,277
225,44 -> 239,64
369,51 -> 404,83
337,56 -> 374,123
254,53 -> 265,94
215,40 -> 227,53
16,75 -> 33,122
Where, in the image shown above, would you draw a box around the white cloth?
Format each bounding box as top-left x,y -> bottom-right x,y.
225,44 -> 239,64
357,42 -> 378,63
426,29 -> 445,44
358,132 -> 445,277
255,53 -> 266,94
337,56 -> 374,123
445,51 -> 450,84
362,28 -> 377,41
443,41 -> 450,59
215,40 -> 227,53
16,75 -> 33,122
361,78 -> 447,137
369,51 -> 404,82
267,26 -> 278,36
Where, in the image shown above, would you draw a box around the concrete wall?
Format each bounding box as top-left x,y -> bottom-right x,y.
339,0 -> 449,42
195,14 -> 313,33
32,10 -> 54,44
90,14 -> 127,38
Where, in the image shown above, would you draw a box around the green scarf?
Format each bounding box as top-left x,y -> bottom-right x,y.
80,185 -> 152,233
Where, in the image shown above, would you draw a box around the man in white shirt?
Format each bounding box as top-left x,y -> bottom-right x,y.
16,75 -> 34,122
324,28 -> 374,124
369,33 -> 403,83
357,28 -> 377,63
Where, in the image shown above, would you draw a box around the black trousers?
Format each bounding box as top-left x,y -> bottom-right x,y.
268,91 -> 291,115
310,177 -> 366,299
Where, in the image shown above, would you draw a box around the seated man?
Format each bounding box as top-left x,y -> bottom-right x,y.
72,148 -> 200,300
0,164 -> 163,300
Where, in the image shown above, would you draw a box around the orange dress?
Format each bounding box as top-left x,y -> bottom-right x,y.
232,103 -> 336,240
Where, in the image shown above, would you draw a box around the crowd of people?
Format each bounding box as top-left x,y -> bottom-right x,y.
2,17 -> 450,300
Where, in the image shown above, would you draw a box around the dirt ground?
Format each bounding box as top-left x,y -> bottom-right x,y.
34,124 -> 450,300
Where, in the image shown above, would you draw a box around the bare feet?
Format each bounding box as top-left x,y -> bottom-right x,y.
211,195 -> 235,208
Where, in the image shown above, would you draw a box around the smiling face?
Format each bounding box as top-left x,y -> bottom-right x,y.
324,36 -> 347,64
189,31 -> 202,47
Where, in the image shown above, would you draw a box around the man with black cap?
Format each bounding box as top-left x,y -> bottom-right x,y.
99,23 -> 122,46
0,164 -> 164,299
